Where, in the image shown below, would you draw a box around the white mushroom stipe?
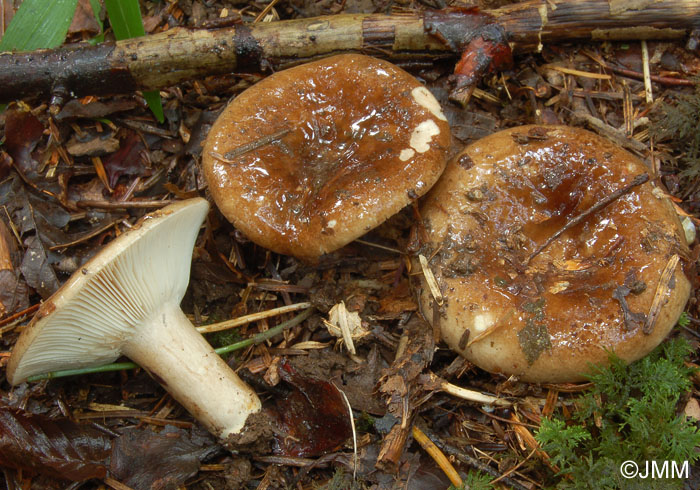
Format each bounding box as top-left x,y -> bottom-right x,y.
7,198 -> 261,439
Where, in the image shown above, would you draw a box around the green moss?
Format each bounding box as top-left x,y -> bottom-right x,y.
314,468 -> 363,490
535,338 -> 700,489
355,411 -> 376,433
448,471 -> 497,490
652,79 -> 700,178
205,329 -> 242,349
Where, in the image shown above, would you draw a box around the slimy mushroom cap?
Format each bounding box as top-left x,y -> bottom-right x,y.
418,125 -> 690,383
202,54 -> 450,260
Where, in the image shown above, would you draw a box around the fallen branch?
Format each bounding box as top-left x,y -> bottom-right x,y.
376,315 -> 435,472
1,0 -> 699,103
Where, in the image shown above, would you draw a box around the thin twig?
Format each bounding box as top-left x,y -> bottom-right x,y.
210,128 -> 291,163
49,217 -> 125,251
75,199 -> 174,209
254,0 -> 281,23
435,374 -> 512,407
526,173 -> 649,264
0,303 -> 40,329
334,383 -> 358,480
419,254 -> 443,306
641,40 -> 653,104
196,302 -> 312,334
419,424 -> 531,490
412,425 -> 463,488
490,448 -> 538,485
103,477 -> 136,490
582,49 -> 697,87
354,239 -> 402,254
643,254 -> 680,334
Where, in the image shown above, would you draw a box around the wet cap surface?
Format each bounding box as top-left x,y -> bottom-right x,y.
418,125 -> 691,383
203,54 -> 450,260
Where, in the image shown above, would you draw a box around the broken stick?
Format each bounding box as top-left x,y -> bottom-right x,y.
1,0 -> 699,103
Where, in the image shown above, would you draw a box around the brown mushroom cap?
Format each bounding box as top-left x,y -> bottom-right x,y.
417,125 -> 691,383
202,54 -> 450,260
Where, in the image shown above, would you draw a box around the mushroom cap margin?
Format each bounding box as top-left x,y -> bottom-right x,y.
7,198 -> 210,384
417,125 -> 691,383
202,54 -> 451,261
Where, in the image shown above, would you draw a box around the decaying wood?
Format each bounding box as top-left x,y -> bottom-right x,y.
0,220 -> 12,273
419,423 -> 531,490
376,315 -> 435,472
1,0 -> 699,104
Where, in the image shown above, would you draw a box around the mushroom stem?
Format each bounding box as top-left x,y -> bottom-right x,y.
123,302 -> 261,439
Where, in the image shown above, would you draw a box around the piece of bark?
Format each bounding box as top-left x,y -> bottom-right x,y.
1,0 -> 698,103
0,220 -> 13,273
0,219 -> 13,318
0,219 -> 28,319
376,315 -> 435,472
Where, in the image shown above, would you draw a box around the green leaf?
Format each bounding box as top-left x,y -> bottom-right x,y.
88,0 -> 105,44
104,0 -> 163,122
142,90 -> 165,124
103,0 -> 145,39
0,0 -> 78,52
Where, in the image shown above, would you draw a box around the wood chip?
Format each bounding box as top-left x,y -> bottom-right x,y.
684,398 -> 700,420
419,254 -> 443,306
643,254 -> 680,334
325,301 -> 368,355
543,64 -> 611,79
291,341 -> 330,350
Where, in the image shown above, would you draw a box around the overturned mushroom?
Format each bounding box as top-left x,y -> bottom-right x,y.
202,54 -> 450,261
7,198 -> 261,438
417,125 -> 690,383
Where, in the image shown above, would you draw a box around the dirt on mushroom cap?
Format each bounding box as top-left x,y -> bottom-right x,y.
417,125 -> 691,383
202,54 -> 450,261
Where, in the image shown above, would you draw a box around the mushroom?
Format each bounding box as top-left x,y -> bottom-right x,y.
7,198 -> 261,438
202,54 -> 450,261
417,125 -> 691,383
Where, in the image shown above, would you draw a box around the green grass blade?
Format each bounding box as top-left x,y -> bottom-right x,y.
142,90 -> 165,123
104,0 -> 163,122
103,0 -> 144,39
0,0 -> 78,52
88,0 -> 105,44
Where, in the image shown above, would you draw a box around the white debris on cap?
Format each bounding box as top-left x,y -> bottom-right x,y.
411,86 -> 448,121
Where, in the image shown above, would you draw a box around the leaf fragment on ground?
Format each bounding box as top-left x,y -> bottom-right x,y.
0,405 -> 111,481
269,359 -> 352,457
110,426 -> 220,490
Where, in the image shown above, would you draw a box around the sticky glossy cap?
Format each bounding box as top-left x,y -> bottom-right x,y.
418,126 -> 690,382
202,54 -> 450,260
